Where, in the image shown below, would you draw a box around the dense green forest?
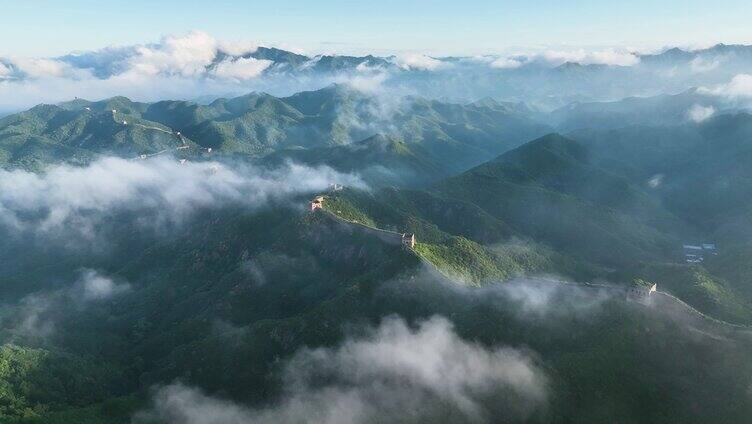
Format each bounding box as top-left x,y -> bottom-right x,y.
2,85 -> 752,423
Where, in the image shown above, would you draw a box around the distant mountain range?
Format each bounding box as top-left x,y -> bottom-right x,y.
3,40 -> 752,113
2,82 -> 746,179
550,88 -> 732,130
46,43 -> 752,79
0,84 -> 552,175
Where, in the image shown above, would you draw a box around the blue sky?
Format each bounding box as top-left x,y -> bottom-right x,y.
2,0 -> 751,56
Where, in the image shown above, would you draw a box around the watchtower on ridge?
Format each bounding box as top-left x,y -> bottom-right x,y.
310,196 -> 325,212
402,233 -> 416,249
626,280 -> 657,305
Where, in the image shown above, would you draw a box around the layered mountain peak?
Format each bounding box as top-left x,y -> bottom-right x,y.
497,132 -> 587,163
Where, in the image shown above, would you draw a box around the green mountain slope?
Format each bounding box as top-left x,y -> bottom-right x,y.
2,201 -> 751,422
316,132 -> 752,323
435,133 -> 684,267
4,88 -> 752,423
0,85 -> 552,179
0,100 -> 196,171
265,133 -> 447,186
320,186 -> 605,286
570,113 -> 752,238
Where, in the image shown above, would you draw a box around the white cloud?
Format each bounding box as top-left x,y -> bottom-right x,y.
588,49 -> 640,66
0,32 -> 350,113
126,31 -> 219,77
354,61 -> 373,73
343,71 -> 389,93
393,53 -> 449,71
10,57 -> 87,79
76,269 -> 130,301
541,49 -> 640,66
217,40 -> 259,56
489,57 -> 524,69
12,58 -> 67,77
353,60 -> 389,75
345,61 -> 392,92
687,104 -> 715,122
135,316 -> 547,423
484,48 -> 640,70
700,74 -> 752,98
212,57 -> 273,80
690,56 -> 721,73
0,31 -> 730,115
0,157 -> 365,238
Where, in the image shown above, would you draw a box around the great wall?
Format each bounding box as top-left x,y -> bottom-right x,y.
310,192 -> 752,337
314,204 -> 432,268
92,105 -> 752,335
310,192 -> 443,272
101,108 -> 212,160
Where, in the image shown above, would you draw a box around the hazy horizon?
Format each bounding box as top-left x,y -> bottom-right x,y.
3,0 -> 751,57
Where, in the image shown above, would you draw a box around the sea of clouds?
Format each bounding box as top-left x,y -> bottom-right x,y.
3,30 -> 751,114
0,156 -> 366,239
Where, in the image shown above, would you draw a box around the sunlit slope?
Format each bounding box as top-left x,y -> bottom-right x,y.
0,85 -> 552,175
0,100 -> 194,170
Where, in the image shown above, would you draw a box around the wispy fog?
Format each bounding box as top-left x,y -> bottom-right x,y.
2,269 -> 128,341
74,268 -> 130,301
700,73 -> 752,99
687,104 -> 716,122
0,156 -> 365,239
135,316 -> 547,424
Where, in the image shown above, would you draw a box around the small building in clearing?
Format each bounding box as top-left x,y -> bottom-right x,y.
702,243 -> 717,255
682,243 -> 718,263
683,244 -> 704,263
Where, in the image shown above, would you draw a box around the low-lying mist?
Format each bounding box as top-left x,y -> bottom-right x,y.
135,316 -> 548,424
0,156 -> 366,241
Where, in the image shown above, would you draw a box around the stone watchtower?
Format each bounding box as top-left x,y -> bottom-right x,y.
402,233 -> 416,249
310,196 -> 325,212
626,280 -> 657,305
